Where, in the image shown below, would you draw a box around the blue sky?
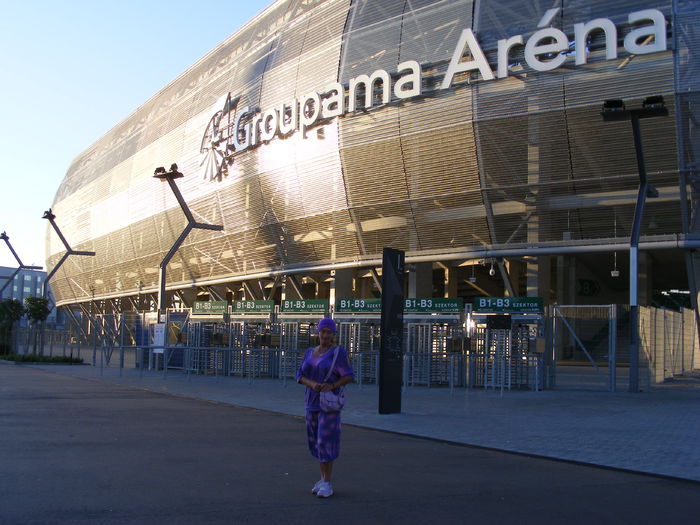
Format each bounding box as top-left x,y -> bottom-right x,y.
0,0 -> 271,268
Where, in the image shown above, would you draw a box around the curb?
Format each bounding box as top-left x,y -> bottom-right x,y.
0,359 -> 86,366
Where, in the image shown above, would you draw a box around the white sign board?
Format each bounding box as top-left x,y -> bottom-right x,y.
152,323 -> 166,354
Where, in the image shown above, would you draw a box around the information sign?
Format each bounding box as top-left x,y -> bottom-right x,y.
152,323 -> 165,354
404,298 -> 464,313
335,298 -> 381,313
280,299 -> 329,313
473,297 -> 544,314
192,301 -> 228,315
232,300 -> 274,314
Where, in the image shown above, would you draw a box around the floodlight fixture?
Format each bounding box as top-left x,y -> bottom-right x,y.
642,95 -> 665,109
42,209 -> 56,221
153,163 -> 184,181
600,95 -> 668,393
154,163 -> 223,316
601,96 -> 668,122
0,231 -> 7,241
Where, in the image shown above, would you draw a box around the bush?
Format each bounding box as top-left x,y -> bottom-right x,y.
0,353 -> 83,363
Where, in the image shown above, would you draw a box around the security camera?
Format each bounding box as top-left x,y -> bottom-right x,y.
489,266 -> 496,277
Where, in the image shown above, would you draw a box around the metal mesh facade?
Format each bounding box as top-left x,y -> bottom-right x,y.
47,0 -> 696,305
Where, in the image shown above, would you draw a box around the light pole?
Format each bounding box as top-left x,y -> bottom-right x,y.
42,209 -> 96,299
153,164 -> 223,319
601,96 -> 668,392
0,231 -> 42,297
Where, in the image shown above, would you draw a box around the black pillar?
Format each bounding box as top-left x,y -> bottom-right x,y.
379,247 -> 405,414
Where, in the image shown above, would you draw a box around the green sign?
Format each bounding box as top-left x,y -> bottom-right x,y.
232,300 -> 274,313
335,298 -> 382,313
473,297 -> 544,314
281,299 -> 329,313
404,298 -> 464,313
193,301 -> 228,315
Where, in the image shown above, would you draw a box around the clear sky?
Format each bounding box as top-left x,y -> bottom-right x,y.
0,0 -> 272,268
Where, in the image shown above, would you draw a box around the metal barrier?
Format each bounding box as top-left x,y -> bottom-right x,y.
18,303 -> 697,392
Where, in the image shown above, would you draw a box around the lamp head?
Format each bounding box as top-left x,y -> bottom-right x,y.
601,99 -> 628,121
640,95 -> 668,118
42,209 -> 56,221
642,95 -> 665,109
0,231 -> 7,241
154,164 -> 184,180
168,164 -> 184,179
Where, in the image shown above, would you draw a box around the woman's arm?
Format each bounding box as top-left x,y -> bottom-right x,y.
319,375 -> 354,392
299,376 -> 324,392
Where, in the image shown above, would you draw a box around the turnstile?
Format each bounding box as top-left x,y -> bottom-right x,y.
404,313 -> 467,387
333,314 -> 381,385
469,313 -> 543,390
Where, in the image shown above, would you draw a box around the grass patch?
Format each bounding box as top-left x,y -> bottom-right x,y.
0,353 -> 83,364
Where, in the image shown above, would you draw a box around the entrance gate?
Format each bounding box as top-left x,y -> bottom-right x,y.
334,305 -> 381,385
470,315 -> 543,390
552,305 -> 618,391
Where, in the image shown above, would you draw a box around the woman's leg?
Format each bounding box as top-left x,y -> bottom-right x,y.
316,411 -> 342,480
306,410 -> 320,459
319,461 -> 333,482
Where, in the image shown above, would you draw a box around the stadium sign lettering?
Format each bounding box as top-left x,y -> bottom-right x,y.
200,8 -> 667,176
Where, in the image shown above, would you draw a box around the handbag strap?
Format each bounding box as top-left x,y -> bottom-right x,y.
322,346 -> 339,383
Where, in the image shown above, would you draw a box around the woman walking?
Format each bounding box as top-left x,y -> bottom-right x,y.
296,317 -> 354,498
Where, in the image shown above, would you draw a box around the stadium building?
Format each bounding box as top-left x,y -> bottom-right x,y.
45,0 -> 700,386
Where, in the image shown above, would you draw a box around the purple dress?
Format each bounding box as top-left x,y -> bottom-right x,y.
296,346 -> 354,462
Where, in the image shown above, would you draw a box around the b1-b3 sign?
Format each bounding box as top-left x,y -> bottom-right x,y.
474,297 -> 544,314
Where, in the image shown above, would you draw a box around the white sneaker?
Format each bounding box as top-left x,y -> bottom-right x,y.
311,479 -> 324,494
316,481 -> 333,498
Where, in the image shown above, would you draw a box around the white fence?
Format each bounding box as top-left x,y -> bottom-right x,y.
639,307 -> 699,385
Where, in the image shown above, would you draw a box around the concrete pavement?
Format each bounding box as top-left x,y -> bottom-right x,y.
1,365 -> 699,525
12,361 -> 700,483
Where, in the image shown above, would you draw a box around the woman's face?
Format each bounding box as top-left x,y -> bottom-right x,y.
318,328 -> 334,346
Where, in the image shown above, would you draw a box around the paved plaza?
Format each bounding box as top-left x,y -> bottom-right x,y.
12,360 -> 700,482
1,364 -> 699,524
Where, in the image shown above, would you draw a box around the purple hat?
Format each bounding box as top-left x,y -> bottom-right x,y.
317,317 -> 336,333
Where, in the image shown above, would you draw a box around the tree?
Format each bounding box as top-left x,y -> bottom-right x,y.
24,296 -> 50,355
0,298 -> 24,354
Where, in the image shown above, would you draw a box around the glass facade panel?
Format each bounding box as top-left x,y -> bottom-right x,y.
46,0 -> 696,305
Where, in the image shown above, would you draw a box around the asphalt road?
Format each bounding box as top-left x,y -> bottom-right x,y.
1,365 -> 698,525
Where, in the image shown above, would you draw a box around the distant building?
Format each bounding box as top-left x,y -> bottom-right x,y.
0,266 -> 61,326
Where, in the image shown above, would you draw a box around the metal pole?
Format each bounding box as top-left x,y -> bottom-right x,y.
153,166 -> 223,318
609,304 -> 617,393
601,98 -> 667,392
42,212 -> 95,298
628,113 -> 650,393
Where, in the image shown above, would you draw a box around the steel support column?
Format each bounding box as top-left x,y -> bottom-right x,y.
154,164 -> 223,318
